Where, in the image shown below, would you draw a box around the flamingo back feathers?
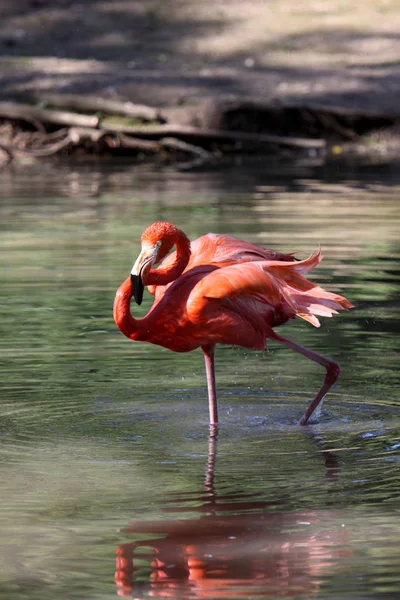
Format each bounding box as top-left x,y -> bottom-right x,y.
190,233 -> 296,266
187,250 -> 353,330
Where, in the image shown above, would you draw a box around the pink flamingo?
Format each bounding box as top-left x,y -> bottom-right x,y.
114,222 -> 353,425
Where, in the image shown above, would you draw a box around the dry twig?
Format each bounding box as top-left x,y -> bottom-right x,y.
0,102 -> 99,128
27,92 -> 163,122
101,122 -> 326,149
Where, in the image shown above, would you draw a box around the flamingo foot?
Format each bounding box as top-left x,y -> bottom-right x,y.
265,325 -> 341,426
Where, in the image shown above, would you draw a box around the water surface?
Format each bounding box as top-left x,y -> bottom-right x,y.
1,159 -> 399,599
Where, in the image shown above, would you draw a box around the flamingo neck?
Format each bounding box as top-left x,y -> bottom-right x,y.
113,276 -> 141,340
146,228 -> 191,285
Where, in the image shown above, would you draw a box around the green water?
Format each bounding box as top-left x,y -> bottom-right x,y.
1,160 -> 399,599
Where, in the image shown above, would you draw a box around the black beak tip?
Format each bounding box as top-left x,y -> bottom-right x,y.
131,274 -> 144,305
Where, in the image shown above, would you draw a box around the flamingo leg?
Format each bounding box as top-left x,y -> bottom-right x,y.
266,327 -> 340,425
202,344 -> 218,426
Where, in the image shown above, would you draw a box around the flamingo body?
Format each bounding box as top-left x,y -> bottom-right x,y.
114,222 -> 353,425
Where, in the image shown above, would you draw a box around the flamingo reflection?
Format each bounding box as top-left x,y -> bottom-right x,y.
115,433 -> 348,598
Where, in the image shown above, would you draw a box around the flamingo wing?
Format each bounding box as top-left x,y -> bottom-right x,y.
187,251 -> 353,331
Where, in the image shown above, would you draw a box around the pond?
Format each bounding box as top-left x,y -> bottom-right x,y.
1,158 -> 399,599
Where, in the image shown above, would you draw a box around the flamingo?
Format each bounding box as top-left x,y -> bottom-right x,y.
113,222 -> 353,426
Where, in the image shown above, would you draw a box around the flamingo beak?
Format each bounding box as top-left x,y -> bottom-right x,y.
130,246 -> 157,305
130,273 -> 144,305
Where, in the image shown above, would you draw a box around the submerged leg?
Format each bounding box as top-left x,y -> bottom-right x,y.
202,344 -> 218,426
266,327 -> 340,425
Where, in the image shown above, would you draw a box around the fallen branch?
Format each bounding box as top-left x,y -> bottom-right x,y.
159,136 -> 212,158
22,132 -> 72,156
0,102 -> 99,128
22,127 -> 106,156
111,133 -> 212,162
29,127 -> 70,146
25,92 -> 163,123
101,122 -> 326,149
112,133 -> 160,151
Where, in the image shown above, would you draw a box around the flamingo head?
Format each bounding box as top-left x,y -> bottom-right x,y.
130,222 -> 178,304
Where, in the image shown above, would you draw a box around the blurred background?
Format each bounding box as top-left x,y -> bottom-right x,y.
1,0 -> 400,114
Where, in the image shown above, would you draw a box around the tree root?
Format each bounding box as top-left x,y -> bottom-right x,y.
2,95 -> 393,164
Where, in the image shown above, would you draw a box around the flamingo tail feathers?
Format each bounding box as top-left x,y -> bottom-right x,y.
292,287 -> 354,327
264,251 -> 354,327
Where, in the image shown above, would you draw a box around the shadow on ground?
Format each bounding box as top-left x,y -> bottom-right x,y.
0,0 -> 399,116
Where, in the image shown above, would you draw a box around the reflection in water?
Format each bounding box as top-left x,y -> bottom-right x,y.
115,433 -> 348,598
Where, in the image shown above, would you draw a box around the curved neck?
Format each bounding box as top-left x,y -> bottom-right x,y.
146,228 -> 191,286
113,276 -> 140,340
